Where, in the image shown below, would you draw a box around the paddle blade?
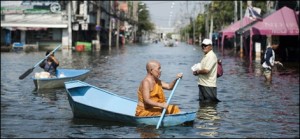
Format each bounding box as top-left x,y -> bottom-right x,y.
19,67 -> 34,80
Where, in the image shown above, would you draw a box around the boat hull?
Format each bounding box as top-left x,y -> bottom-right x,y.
33,69 -> 90,89
65,80 -> 197,127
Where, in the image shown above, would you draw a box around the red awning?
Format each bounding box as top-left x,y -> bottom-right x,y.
219,16 -> 254,38
250,6 -> 299,36
219,16 -> 255,50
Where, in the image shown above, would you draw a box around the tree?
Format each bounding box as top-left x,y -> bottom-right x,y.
166,33 -> 172,39
180,1 -> 268,42
137,2 -> 155,35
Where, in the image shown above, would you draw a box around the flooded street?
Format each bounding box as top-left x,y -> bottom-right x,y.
1,42 -> 299,138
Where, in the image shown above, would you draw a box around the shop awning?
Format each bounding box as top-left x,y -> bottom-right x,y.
250,6 -> 299,36
218,16 -> 256,49
1,22 -> 68,29
238,6 -> 299,36
237,6 -> 299,63
219,16 -> 254,38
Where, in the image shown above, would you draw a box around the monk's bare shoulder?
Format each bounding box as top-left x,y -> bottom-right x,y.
141,77 -> 153,91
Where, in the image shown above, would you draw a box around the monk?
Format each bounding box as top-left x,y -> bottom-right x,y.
135,60 -> 183,117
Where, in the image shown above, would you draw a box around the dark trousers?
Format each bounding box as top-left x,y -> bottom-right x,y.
198,85 -> 220,102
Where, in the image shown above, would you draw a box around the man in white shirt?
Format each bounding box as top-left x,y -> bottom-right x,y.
193,39 -> 220,102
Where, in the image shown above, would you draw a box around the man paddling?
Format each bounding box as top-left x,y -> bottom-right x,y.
39,50 -> 59,77
135,60 -> 182,117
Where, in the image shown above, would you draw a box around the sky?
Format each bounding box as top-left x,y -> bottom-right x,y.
142,1 -> 210,32
1,1 -> 209,32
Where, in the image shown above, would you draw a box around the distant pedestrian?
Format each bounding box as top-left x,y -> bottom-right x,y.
193,39 -> 220,102
262,41 -> 283,83
39,50 -> 59,77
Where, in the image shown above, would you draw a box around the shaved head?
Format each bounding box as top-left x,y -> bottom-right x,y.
146,60 -> 160,73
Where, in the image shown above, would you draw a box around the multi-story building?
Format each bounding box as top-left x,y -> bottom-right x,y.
1,1 -> 138,50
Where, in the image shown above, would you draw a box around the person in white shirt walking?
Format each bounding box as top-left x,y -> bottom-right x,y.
262,41 -> 283,83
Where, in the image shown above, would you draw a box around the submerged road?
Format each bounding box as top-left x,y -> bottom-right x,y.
1,42 -> 299,138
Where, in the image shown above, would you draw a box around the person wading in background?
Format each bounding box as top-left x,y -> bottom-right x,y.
262,40 -> 283,83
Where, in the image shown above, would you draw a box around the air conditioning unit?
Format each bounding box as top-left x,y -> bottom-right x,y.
81,23 -> 88,30
73,23 -> 79,31
79,3 -> 85,15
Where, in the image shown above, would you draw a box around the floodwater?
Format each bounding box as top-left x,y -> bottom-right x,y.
1,42 -> 299,138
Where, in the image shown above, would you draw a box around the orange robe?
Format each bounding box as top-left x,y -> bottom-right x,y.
135,80 -> 180,117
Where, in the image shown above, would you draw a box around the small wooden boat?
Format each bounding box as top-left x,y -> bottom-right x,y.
32,69 -> 90,89
64,80 -> 197,127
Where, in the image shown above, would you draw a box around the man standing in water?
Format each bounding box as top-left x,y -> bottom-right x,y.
135,60 -> 183,117
193,39 -> 220,102
262,41 -> 283,83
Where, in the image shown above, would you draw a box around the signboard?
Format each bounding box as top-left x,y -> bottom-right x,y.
255,42 -> 261,53
1,1 -> 61,14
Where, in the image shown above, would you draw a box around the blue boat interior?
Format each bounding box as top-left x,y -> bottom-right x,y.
56,69 -> 90,77
67,81 -> 137,117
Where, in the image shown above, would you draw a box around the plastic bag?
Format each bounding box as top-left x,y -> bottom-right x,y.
217,59 -> 223,78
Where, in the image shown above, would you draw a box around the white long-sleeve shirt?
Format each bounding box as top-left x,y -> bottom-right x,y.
262,46 -> 275,70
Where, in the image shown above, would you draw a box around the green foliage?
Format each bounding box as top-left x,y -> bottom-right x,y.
166,33 -> 172,39
180,1 -> 268,39
137,2 -> 155,34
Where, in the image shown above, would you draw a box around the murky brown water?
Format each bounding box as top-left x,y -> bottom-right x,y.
1,42 -> 299,138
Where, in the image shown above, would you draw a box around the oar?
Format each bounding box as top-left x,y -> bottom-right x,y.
156,77 -> 181,129
18,44 -> 62,80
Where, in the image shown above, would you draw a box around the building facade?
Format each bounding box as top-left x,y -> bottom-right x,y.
1,1 -> 138,50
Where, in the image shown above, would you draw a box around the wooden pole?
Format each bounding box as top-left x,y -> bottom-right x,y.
116,5 -> 120,48
234,1 -> 237,49
108,1 -> 112,50
96,1 -> 101,51
239,1 -> 243,57
68,1 -> 72,50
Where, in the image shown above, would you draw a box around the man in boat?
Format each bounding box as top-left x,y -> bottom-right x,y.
135,60 -> 183,117
39,50 -> 59,77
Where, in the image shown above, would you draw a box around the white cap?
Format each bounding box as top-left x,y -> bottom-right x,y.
202,39 -> 212,45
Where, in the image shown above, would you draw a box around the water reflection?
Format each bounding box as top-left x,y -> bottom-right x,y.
135,126 -> 159,138
196,102 -> 220,137
33,88 -> 58,101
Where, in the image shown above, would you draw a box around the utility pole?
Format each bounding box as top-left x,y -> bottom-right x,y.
192,2 -> 196,45
68,1 -> 72,50
193,18 -> 195,45
186,1 -> 189,43
198,2 -> 204,44
234,1 -> 237,49
239,0 -> 243,57
108,1 -> 112,50
116,3 -> 120,48
96,1 -> 101,51
205,5 -> 209,38
209,1 -> 213,41
209,14 -> 213,41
